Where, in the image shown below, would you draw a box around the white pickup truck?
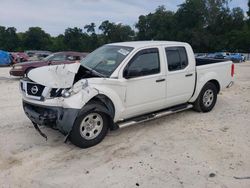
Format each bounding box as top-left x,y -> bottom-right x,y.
20,41 -> 234,148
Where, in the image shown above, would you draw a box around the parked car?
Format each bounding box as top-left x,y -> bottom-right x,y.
195,53 -> 207,58
229,53 -> 244,63
0,50 -> 11,66
241,54 -> 246,62
10,52 -> 29,64
25,50 -> 52,59
20,41 -> 234,148
10,51 -> 88,76
209,52 -> 230,59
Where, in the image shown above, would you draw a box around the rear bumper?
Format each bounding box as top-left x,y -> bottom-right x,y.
23,101 -> 80,134
10,68 -> 24,76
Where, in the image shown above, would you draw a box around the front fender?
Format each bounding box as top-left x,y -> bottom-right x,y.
91,86 -> 126,122
61,85 -> 125,122
61,86 -> 99,109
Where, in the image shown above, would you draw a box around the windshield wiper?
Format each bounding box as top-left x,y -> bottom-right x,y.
81,64 -> 107,78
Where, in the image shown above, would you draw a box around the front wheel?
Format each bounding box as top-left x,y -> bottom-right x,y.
70,111 -> 108,148
193,82 -> 218,113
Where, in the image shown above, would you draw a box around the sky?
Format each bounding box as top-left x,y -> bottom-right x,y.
0,0 -> 248,36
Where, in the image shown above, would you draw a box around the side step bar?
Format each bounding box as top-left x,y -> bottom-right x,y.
117,104 -> 193,129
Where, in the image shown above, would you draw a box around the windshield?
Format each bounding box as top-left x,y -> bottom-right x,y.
80,45 -> 134,77
43,53 -> 65,61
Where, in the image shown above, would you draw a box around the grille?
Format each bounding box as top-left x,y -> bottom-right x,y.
26,83 -> 45,97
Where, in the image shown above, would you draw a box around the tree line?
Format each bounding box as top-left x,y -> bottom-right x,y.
0,0 -> 250,53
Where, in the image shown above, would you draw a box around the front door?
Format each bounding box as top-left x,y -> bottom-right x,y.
122,48 -> 166,119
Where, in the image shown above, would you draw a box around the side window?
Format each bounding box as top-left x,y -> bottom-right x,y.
124,48 -> 160,78
165,47 -> 188,71
66,55 -> 79,61
51,54 -> 66,61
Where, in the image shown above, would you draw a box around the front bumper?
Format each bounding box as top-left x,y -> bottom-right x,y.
23,101 -> 80,135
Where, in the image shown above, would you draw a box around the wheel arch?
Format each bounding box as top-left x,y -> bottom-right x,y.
208,79 -> 220,94
87,94 -> 115,119
189,74 -> 221,103
86,94 -> 118,131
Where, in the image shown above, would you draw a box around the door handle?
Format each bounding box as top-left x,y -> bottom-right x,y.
185,73 -> 193,77
156,78 -> 166,83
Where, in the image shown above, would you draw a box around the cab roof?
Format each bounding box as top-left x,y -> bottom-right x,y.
108,41 -> 188,49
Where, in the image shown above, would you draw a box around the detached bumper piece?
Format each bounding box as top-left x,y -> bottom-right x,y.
32,122 -> 48,141
23,101 -> 80,137
226,81 -> 234,88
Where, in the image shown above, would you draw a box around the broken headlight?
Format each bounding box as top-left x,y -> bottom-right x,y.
61,89 -> 73,98
61,80 -> 88,98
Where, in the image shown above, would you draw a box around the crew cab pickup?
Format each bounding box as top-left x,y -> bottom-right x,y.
20,41 -> 234,148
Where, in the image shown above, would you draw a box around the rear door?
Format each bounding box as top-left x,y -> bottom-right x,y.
164,46 -> 195,106
122,48 -> 167,118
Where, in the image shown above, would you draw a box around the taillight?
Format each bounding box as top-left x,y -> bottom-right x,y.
231,63 -> 235,77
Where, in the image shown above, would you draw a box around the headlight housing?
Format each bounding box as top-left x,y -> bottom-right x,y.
61,89 -> 73,98
61,80 -> 88,98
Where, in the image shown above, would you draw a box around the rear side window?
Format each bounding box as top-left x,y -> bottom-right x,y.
165,47 -> 188,71
50,54 -> 66,61
124,48 -> 160,78
66,55 -> 80,61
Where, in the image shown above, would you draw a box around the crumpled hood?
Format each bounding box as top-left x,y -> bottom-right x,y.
27,63 -> 80,88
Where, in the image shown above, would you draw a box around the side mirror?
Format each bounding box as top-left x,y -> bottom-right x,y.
123,69 -> 130,79
123,69 -> 139,79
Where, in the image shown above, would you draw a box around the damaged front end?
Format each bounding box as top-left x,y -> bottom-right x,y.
20,63 -> 101,140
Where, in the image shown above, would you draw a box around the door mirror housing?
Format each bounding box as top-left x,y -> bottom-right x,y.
123,69 -> 139,79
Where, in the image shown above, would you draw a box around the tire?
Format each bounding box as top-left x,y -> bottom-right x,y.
193,82 -> 218,113
70,104 -> 109,148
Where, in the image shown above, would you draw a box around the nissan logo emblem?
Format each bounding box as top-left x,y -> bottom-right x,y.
31,86 -> 39,95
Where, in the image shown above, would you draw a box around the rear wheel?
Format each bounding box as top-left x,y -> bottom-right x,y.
70,107 -> 109,148
193,82 -> 218,113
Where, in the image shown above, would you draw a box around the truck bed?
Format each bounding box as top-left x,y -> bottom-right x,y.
196,58 -> 230,66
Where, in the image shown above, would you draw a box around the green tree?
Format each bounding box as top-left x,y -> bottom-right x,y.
4,27 -> 19,51
231,7 -> 245,29
0,26 -> 7,49
64,27 -> 84,51
84,23 -> 96,34
136,6 -> 175,40
99,20 -> 134,43
0,26 -> 19,51
23,27 -> 51,50
50,34 -> 66,51
175,0 -> 207,51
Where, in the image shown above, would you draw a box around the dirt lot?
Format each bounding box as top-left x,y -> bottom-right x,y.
0,63 -> 250,188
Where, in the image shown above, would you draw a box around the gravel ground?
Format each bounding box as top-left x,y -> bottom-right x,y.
0,63 -> 250,188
